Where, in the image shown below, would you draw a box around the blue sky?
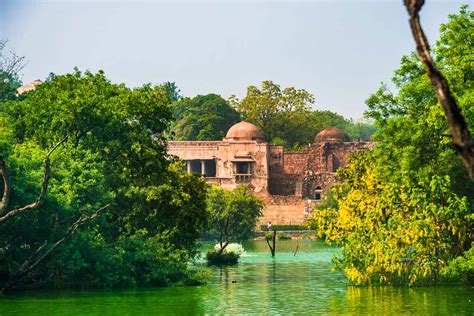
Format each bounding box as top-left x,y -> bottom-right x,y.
0,0 -> 470,119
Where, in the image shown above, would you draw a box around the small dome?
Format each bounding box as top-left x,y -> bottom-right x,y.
225,121 -> 265,141
315,127 -> 350,143
16,79 -> 42,95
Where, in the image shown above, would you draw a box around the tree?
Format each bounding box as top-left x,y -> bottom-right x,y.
313,6 -> 473,285
230,81 -> 314,145
404,1 -> 474,177
206,185 -> 263,255
365,5 -> 473,197
171,94 -> 240,140
231,82 -> 375,148
160,81 -> 182,102
0,39 -> 25,102
312,152 -> 471,285
0,69 -> 209,291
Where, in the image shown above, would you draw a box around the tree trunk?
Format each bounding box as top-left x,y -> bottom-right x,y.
404,0 -> 474,178
266,230 -> 276,257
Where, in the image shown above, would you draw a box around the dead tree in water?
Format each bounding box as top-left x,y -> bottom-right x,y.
404,0 -> 474,178
265,230 -> 276,257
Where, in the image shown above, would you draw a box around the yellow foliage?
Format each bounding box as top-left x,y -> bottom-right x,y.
312,153 -> 472,285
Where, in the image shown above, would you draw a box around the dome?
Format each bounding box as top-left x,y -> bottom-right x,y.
225,121 -> 265,141
315,127 -> 350,143
16,79 -> 42,95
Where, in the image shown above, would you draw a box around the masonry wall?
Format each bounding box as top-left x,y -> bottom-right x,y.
168,140 -> 270,193
169,139 -> 374,226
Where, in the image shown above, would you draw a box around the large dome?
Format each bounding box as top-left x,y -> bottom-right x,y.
225,121 -> 265,141
315,127 -> 350,143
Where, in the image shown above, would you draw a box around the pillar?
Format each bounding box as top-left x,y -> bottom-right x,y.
201,160 -> 206,176
186,161 -> 191,173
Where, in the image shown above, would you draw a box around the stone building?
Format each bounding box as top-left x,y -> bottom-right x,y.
168,121 -> 374,226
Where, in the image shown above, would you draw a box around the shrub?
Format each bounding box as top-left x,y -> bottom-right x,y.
206,251 -> 239,266
259,225 -> 306,231
214,243 -> 246,256
442,243 -> 474,285
206,243 -> 245,266
278,232 -> 292,240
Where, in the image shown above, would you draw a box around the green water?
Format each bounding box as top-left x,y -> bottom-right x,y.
0,240 -> 472,315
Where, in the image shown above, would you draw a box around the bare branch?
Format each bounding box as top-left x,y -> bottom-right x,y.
404,0 -> 474,178
0,135 -> 69,222
0,39 -> 26,77
16,204 -> 110,277
18,240 -> 48,273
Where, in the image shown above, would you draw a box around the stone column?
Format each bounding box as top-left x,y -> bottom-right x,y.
186,161 -> 191,173
201,160 -> 206,176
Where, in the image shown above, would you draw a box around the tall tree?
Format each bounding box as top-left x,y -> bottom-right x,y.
230,81 -> 315,144
0,69 -> 209,291
160,81 -> 182,102
206,185 -> 263,254
313,6 -> 473,286
171,93 -> 240,140
404,1 -> 474,177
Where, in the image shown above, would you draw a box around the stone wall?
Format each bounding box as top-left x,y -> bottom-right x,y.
259,195 -> 306,225
282,152 -> 307,174
169,138 -> 375,226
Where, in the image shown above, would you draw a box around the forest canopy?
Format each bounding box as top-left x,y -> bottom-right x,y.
0,70 -> 210,291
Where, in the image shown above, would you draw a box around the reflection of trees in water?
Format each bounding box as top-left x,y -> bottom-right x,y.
327,286 -> 471,315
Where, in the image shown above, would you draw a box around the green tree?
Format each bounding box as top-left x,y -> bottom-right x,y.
0,39 -> 25,102
160,81 -> 181,102
171,94 -> 240,140
230,81 -> 314,146
206,185 -> 263,254
312,152 -> 471,285
231,82 -> 375,148
312,6 -> 474,285
0,69 -> 209,290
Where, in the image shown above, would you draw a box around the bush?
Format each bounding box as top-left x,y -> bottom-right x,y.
442,243 -> 474,285
49,230 -> 211,289
278,232 -> 291,240
259,225 -> 306,231
214,243 -> 246,256
206,251 -> 239,266
206,243 -> 244,266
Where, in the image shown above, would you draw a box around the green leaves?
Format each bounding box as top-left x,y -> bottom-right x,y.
0,69 -> 209,289
315,6 -> 474,286
230,80 -> 314,144
206,185 -> 263,244
170,93 -> 240,141
231,81 -> 376,147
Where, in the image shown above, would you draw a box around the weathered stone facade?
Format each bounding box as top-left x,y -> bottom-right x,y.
168,121 -> 374,226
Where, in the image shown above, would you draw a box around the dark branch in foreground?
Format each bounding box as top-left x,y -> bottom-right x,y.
404,0 -> 474,178
3,204 -> 110,292
0,135 -> 69,221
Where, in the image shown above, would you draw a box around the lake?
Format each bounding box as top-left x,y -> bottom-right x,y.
0,240 -> 472,315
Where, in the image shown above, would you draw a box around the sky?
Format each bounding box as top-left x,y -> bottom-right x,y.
0,0 -> 470,119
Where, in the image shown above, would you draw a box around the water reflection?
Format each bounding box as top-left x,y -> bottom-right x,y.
0,240 -> 471,315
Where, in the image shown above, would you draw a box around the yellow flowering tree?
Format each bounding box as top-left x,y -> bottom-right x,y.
312,152 -> 472,285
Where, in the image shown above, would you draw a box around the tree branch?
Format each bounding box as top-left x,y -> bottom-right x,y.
14,204 -> 110,279
0,156 -> 10,212
0,135 -> 69,221
404,0 -> 474,178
